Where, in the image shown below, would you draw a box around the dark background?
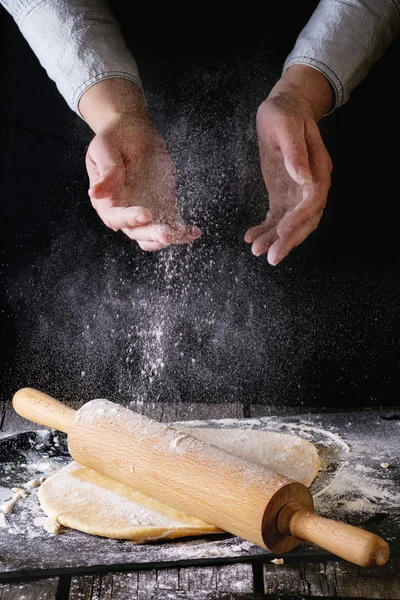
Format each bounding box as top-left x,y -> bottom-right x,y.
1,2 -> 400,414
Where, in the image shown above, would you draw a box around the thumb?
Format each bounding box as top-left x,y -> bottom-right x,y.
86,137 -> 126,199
277,122 -> 313,185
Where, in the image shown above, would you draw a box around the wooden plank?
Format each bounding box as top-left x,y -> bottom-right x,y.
69,564 -> 253,599
68,571 -> 141,600
151,594 -> 263,600
215,563 -> 254,594
0,577 -> 59,599
263,556 -> 400,598
169,563 -> 253,593
151,593 -> 321,600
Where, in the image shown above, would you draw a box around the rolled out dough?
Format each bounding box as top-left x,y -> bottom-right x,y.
38,427 -> 321,541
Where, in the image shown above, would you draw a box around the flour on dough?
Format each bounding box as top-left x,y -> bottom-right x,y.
38,427 -> 320,541
178,428 -> 321,487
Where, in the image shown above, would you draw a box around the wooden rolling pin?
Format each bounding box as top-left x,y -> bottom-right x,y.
12,387 -> 390,568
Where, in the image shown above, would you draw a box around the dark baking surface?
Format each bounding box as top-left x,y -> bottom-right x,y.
0,404 -> 399,599
0,409 -> 398,579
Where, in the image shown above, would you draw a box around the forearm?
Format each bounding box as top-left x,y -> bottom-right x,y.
0,0 -> 141,116
79,78 -> 150,133
267,64 -> 334,122
284,0 -> 400,110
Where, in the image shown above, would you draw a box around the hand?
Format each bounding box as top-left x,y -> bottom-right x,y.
85,115 -> 201,251
80,79 -> 201,251
245,66 -> 333,265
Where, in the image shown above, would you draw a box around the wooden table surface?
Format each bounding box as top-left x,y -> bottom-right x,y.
0,400 -> 399,600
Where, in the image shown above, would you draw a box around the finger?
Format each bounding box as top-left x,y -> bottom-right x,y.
276,181 -> 328,238
244,223 -> 269,244
85,153 -> 100,185
276,185 -> 319,236
244,207 -> 284,243
160,224 -> 202,244
98,206 -> 153,230
304,120 -> 333,178
137,241 -> 170,251
120,222 -> 200,245
268,212 -> 322,266
86,140 -> 125,196
276,125 -> 331,239
277,121 -> 313,185
88,137 -> 125,177
121,223 -> 172,243
250,229 -> 279,257
89,166 -> 126,199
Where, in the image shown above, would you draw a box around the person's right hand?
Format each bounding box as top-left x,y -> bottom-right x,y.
80,79 -> 201,251
85,115 -> 201,251
244,65 -> 334,266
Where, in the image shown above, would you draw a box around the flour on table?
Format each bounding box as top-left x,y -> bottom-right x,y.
2,488 -> 28,514
1,477 -> 46,515
0,429 -> 67,539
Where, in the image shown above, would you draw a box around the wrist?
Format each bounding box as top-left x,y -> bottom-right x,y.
78,78 -> 151,133
267,64 -> 334,121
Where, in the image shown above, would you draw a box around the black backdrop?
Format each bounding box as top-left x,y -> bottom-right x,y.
1,2 -> 400,413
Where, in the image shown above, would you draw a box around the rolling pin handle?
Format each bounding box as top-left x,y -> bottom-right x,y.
277,502 -> 390,568
12,387 -> 76,434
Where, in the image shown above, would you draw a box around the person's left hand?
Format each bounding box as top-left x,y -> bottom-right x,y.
245,86 -> 333,265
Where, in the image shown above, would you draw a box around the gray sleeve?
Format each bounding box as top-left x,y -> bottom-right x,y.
283,0 -> 400,110
0,0 -> 142,116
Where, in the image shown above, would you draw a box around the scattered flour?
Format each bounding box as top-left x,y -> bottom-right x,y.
0,430 -> 68,540
314,464 -> 400,517
2,488 -> 29,514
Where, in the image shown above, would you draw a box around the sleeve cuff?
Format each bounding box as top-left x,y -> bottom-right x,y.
73,72 -> 142,119
15,0 -> 142,116
282,0 -> 400,116
283,56 -> 343,115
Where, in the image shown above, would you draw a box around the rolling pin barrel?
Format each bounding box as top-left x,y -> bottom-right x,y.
12,388 -> 390,567
68,397 -> 313,552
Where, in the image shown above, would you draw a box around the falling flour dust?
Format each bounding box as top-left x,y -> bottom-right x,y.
4,56 -> 325,412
